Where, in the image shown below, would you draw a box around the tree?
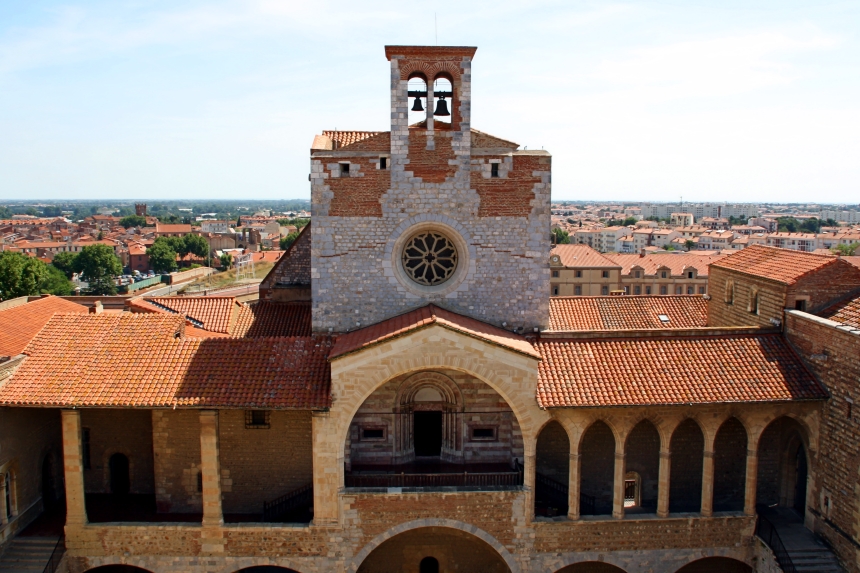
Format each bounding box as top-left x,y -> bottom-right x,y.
551,228 -> 571,244
832,243 -> 859,256
119,215 -> 147,228
280,231 -> 301,250
622,217 -> 637,226
42,265 -> 73,296
73,244 -> 122,295
684,239 -> 696,251
97,231 -> 104,240
51,251 -> 78,279
0,252 -> 48,300
180,234 -> 209,258
148,239 -> 179,274
220,252 -> 233,269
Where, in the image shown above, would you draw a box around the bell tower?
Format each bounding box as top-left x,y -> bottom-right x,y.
309,46 -> 551,334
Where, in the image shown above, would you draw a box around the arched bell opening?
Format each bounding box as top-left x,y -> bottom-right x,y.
669,419 -> 704,513
623,420 -> 659,513
713,417 -> 747,512
344,370 -> 524,488
756,416 -> 810,520
407,73 -> 429,126
534,420 -> 570,517
431,75 -> 454,128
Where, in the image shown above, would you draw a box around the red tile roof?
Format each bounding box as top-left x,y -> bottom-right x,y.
233,301 -> 312,337
142,296 -> 237,333
321,130 -> 384,148
551,245 -> 619,268
0,313 -> 331,409
0,296 -> 88,357
535,333 -> 826,408
548,296 -> 708,331
710,245 -> 838,285
603,252 -> 725,277
155,223 -> 192,234
818,295 -> 860,329
329,304 -> 540,360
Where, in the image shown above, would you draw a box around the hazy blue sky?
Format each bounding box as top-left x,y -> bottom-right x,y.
1,1 -> 858,203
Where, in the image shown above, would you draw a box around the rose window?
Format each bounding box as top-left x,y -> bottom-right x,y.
401,231 -> 458,286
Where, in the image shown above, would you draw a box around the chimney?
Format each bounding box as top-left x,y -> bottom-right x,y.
640,248 -> 646,258
90,301 -> 103,315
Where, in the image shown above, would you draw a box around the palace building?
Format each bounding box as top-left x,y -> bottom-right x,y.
2,47 -> 860,573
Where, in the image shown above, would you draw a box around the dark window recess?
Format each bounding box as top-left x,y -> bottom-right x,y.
340,163 -> 350,176
197,470 -> 203,492
380,157 -> 387,169
552,270 -> 559,278
490,163 -> 499,178
414,411 -> 442,456
362,428 -> 384,440
575,270 -> 582,278
795,299 -> 807,311
552,286 -> 559,296
687,271 -> 694,278
471,427 -> 496,440
245,410 -> 270,429
82,428 -> 91,469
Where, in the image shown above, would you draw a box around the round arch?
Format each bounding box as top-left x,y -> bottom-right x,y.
233,568 -> 304,573
346,518 -> 520,573
756,415 -> 811,515
555,563 -> 628,573
84,566 -> 154,573
673,556 -> 751,572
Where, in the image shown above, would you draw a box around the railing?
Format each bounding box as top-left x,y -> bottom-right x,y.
535,471 -> 569,509
41,536 -> 65,573
262,483 -> 313,522
756,514 -> 798,573
580,492 -> 597,516
345,471 -> 523,489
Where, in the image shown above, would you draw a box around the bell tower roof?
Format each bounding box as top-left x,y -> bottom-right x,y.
384,46 -> 477,60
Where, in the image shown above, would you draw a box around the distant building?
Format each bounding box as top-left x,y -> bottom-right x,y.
670,212 -> 694,227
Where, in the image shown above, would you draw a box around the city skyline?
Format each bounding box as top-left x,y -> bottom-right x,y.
1,1 -> 859,202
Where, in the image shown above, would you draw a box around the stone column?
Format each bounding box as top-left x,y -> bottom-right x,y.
524,452 -> 537,522
613,446 -> 625,519
701,438 -> 716,517
568,452 -> 581,520
657,447 -> 671,518
199,411 -> 223,527
744,447 -> 759,516
0,471 -> 8,526
312,411 -> 339,526
61,410 -> 87,526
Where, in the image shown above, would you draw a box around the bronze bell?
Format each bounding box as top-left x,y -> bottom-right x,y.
411,97 -> 424,112
434,96 -> 450,116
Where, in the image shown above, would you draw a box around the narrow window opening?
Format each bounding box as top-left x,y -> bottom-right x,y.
490,163 -> 499,178
245,410 -> 271,429
574,286 -> 582,296
82,428 -> 91,469
552,286 -> 559,296
575,270 -> 582,278
471,427 -> 496,440
197,470 -> 203,492
380,157 -> 387,170
552,270 -> 559,278
660,286 -> 668,295
645,286 -> 652,295
339,163 -> 350,177
4,473 -> 11,518
601,286 -> 609,295
602,270 -> 609,278
362,428 -> 385,440
795,299 -> 807,311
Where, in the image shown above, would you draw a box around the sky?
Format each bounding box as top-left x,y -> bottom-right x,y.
1,1 -> 859,203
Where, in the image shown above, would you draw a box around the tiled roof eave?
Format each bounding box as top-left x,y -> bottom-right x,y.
538,396 -> 828,409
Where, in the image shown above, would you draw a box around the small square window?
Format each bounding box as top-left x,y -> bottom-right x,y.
491,163 -> 499,178
687,271 -> 694,279
574,286 -> 582,296
634,286 -> 641,295
380,157 -> 387,170
245,410 -> 270,429
602,270 -> 609,278
660,286 -> 668,295
698,286 -> 706,294
552,270 -> 559,278
601,286 -> 609,295
340,163 -> 350,176
575,270 -> 582,278
634,271 -> 641,278
361,428 -> 385,440
645,286 -> 652,295
471,427 -> 496,441
660,271 -> 668,279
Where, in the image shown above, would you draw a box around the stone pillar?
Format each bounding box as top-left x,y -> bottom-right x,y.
744,447 -> 759,516
657,447 -> 671,518
568,453 -> 581,520
199,410 -> 224,556
312,411 -> 339,526
524,452 -> 537,522
701,447 -> 715,517
613,447 -> 625,519
61,410 -> 87,526
0,471 -> 8,526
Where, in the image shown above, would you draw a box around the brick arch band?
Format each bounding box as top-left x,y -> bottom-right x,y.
398,60 -> 462,81
346,518 -> 520,573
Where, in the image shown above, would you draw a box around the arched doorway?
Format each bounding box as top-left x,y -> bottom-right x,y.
535,420 -> 569,517
234,568 -> 303,573
109,453 -> 130,495
624,420 -> 659,513
85,566 -> 154,573
669,419 -> 704,513
674,556 -> 751,572
756,417 -> 809,518
556,563 -> 627,572
579,421 -> 615,516
356,526 -> 510,573
713,418 -> 747,512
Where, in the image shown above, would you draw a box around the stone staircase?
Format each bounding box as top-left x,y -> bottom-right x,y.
0,536 -> 59,573
787,547 -> 843,572
762,507 -> 844,573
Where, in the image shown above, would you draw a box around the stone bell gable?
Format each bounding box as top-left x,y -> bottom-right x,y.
309,45 -> 551,335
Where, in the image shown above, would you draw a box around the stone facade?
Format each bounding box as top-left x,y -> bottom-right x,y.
310,46 -> 551,334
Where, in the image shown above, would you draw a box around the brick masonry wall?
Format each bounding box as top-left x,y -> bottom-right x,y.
536,420 -> 570,483
0,407 -> 61,547
472,154 -> 543,217
219,410 -> 313,514
707,267 -> 787,328
310,51 -> 551,334
81,409 -> 154,494
713,418 -> 747,512
326,156 -> 390,217
785,311 -> 860,573
792,261 -> 860,311
152,410 -> 202,514
669,419 -> 704,512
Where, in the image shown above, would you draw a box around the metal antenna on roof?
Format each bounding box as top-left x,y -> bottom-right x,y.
435,13 -> 438,45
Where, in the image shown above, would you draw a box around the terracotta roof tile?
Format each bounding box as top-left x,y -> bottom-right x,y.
0,296 -> 88,357
140,296 -> 237,333
603,252 -> 726,277
551,245 -> 620,268
818,294 -> 860,329
320,130 -> 385,149
535,333 -> 827,408
548,296 -> 708,331
329,304 -> 540,360
0,313 -> 331,409
710,244 -> 837,285
232,301 -> 312,337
